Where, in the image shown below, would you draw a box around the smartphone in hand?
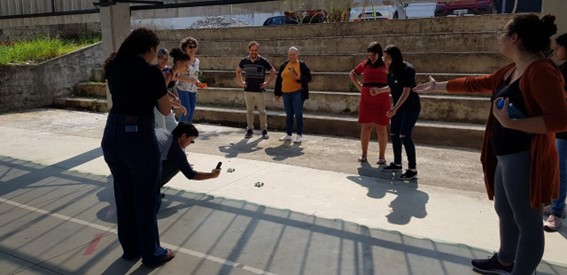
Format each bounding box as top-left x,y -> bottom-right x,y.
215,162 -> 222,170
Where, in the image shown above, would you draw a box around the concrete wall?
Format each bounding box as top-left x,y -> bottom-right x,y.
0,43 -> 103,113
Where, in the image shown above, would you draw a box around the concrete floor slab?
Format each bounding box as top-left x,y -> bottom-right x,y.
0,109 -> 566,274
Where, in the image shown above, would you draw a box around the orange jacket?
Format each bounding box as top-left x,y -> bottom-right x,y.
447,59 -> 567,207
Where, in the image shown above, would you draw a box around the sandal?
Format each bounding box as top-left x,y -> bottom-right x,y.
143,248 -> 175,268
358,156 -> 368,162
377,157 -> 387,165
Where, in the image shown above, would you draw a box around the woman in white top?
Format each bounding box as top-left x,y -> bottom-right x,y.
176,36 -> 204,122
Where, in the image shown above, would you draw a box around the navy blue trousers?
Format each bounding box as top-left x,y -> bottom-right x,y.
101,113 -> 167,265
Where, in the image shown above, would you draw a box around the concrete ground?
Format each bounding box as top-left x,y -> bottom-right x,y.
0,109 -> 565,275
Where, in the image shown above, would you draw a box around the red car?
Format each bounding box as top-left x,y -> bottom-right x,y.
434,0 -> 493,16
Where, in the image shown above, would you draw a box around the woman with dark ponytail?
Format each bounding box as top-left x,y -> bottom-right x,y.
416,14 -> 567,274
154,47 -> 191,131
102,28 -> 175,268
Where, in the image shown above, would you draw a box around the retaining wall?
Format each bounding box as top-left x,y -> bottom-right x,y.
0,43 -> 103,113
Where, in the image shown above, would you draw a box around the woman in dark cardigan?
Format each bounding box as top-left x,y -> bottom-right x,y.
274,46 -> 312,143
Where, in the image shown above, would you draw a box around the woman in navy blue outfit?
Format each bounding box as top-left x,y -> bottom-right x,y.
101,28 -> 174,268
378,45 -> 421,180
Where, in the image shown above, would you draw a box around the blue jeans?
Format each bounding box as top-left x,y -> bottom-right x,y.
101,113 -> 168,265
283,90 -> 304,135
390,106 -> 420,169
552,138 -> 567,216
178,90 -> 197,123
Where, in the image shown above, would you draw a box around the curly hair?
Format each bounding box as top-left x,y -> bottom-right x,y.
180,36 -> 199,51
507,14 -> 557,53
104,28 -> 160,78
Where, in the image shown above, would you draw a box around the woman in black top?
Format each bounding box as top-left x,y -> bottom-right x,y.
101,28 -> 174,268
377,45 -> 421,180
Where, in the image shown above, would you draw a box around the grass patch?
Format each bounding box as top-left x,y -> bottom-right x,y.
0,34 -> 101,65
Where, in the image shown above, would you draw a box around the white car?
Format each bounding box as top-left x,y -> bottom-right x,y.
350,0 -> 408,21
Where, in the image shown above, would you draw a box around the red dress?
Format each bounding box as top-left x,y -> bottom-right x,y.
354,61 -> 390,125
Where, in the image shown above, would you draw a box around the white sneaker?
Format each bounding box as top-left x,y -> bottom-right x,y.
279,134 -> 292,141
543,205 -> 567,218
544,214 -> 563,232
293,135 -> 302,143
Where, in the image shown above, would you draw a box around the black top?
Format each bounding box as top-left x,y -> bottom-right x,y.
106,56 -> 167,118
387,61 -> 420,110
238,55 -> 273,92
556,62 -> 567,140
490,78 -> 532,155
162,67 -> 176,90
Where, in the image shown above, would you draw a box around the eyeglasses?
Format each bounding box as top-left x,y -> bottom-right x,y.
496,31 -> 509,39
186,45 -> 197,49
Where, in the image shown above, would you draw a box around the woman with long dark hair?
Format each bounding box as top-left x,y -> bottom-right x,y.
102,28 -> 175,268
378,45 -> 420,180
416,14 -> 567,273
349,42 -> 390,164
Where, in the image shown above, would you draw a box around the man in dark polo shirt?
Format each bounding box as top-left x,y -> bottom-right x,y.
236,41 -> 276,139
156,122 -> 220,193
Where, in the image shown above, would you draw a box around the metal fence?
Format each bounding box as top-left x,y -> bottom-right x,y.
0,0 -> 96,16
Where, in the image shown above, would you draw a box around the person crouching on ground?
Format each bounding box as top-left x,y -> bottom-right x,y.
156,122 -> 221,200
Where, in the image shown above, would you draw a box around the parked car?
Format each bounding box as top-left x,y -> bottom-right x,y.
263,10 -> 327,26
405,2 -> 436,18
434,0 -> 493,17
349,1 -> 408,21
263,16 -> 299,26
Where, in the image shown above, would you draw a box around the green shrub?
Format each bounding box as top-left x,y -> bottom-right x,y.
0,35 -> 100,65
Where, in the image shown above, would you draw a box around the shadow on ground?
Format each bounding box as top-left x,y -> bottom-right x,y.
1,153 -> 565,274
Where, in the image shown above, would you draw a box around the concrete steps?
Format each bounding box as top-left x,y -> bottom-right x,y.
201,70 -> 486,92
196,87 -> 490,125
156,14 -> 511,41
200,52 -> 509,74
53,81 -> 107,112
52,15 -> 518,149
193,105 -> 485,150
162,32 -> 500,56
53,96 -> 108,112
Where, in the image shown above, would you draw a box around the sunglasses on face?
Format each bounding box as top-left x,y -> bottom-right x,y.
186,45 -> 197,49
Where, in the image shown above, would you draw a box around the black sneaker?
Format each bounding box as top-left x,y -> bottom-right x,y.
262,129 -> 269,139
399,170 -> 417,180
471,253 -> 514,274
382,163 -> 402,172
245,129 -> 253,138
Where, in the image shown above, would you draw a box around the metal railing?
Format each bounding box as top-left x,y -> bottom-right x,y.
0,0 -> 279,19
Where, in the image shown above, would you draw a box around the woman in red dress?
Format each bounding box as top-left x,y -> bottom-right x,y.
349,42 -> 390,164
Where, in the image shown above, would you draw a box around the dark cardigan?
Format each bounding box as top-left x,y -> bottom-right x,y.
447,59 -> 567,207
274,60 -> 312,100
